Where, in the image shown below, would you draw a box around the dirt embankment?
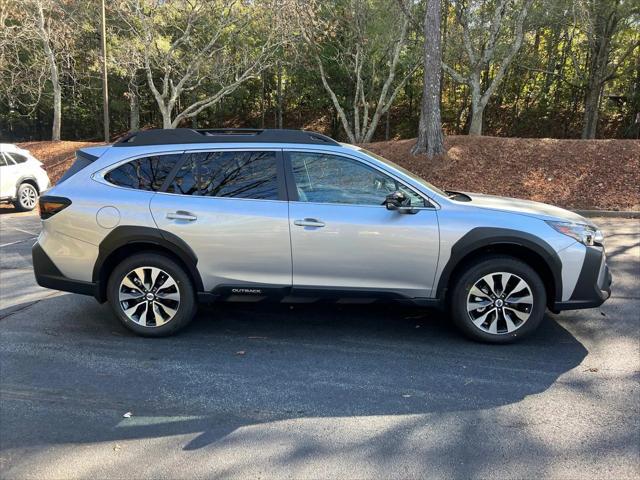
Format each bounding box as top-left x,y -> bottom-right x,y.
364,136 -> 640,211
17,136 -> 640,211
17,141 -> 103,185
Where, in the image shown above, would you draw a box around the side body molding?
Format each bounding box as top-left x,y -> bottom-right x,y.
435,227 -> 563,303
93,226 -> 205,297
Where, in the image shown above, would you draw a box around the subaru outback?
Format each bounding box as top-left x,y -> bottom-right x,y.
32,129 -> 611,343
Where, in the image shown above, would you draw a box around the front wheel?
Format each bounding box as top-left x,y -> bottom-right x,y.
107,253 -> 197,337
450,255 -> 546,343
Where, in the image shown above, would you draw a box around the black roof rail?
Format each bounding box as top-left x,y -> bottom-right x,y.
113,128 -> 340,147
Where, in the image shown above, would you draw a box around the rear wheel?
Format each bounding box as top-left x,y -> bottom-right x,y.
14,183 -> 38,211
450,255 -> 546,343
107,253 -> 197,336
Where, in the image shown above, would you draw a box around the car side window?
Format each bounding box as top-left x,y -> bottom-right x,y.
289,152 -> 425,207
7,152 -> 28,164
1,153 -> 15,166
0,154 -> 7,167
105,154 -> 181,191
166,151 -> 279,200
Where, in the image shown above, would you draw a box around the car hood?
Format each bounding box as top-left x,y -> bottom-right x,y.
462,192 -> 595,226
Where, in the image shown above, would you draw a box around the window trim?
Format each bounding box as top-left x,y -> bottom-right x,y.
283,149 -> 437,209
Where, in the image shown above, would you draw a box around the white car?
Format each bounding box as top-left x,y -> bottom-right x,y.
0,144 -> 50,211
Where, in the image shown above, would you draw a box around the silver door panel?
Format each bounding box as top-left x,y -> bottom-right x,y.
289,202 -> 440,298
150,193 -> 292,290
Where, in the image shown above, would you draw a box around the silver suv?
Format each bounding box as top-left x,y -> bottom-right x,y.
32,129 -> 611,343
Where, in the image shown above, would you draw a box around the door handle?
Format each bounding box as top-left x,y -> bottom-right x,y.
166,211 -> 197,221
294,218 -> 325,228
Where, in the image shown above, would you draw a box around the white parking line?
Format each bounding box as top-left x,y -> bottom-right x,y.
12,227 -> 38,236
0,237 -> 37,248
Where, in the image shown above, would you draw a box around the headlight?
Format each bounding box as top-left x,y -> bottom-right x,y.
546,221 -> 603,247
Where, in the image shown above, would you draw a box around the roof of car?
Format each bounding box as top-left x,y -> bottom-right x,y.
113,129 -> 340,148
0,143 -> 21,152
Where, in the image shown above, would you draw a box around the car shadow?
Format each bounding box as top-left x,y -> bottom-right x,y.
0,295 -> 588,453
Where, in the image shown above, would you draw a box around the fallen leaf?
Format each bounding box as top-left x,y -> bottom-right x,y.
123,412 -> 133,418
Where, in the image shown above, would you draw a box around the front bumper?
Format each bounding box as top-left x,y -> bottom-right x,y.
553,245 -> 612,311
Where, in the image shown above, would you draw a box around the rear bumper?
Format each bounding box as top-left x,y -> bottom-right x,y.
553,245 -> 612,311
32,242 -> 99,298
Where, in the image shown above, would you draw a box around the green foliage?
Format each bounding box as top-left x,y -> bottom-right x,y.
0,0 -> 638,141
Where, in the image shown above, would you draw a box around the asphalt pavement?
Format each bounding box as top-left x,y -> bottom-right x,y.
0,209 -> 638,479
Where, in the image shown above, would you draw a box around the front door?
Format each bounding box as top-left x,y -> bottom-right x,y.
286,151 -> 440,299
150,149 -> 291,292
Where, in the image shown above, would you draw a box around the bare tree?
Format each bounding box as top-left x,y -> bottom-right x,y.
0,1 -> 47,123
10,0 -> 76,140
119,0 -> 286,129
444,0 -> 533,136
412,0 -> 445,157
296,0 -> 419,144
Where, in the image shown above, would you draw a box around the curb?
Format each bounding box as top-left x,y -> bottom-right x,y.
574,209 -> 640,219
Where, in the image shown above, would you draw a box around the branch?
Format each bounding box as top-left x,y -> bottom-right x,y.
480,0 -> 533,105
442,61 -> 467,84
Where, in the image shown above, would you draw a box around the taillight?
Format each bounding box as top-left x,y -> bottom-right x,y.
39,196 -> 71,219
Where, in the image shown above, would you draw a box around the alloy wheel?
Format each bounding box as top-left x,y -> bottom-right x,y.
118,267 -> 180,327
19,185 -> 37,209
466,272 -> 534,335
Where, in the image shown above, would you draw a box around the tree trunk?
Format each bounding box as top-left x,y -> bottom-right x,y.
276,61 -> 283,129
581,83 -> 601,139
468,106 -> 483,136
129,91 -> 140,132
468,79 -> 484,136
51,79 -> 61,141
37,2 -> 61,141
412,0 -> 444,157
163,110 -> 173,129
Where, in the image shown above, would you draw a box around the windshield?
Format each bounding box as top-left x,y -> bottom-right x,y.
359,148 -> 448,197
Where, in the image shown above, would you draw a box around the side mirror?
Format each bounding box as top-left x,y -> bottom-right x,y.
385,191 -> 411,212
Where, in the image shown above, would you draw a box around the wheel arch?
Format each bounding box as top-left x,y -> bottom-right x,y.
16,176 -> 39,193
93,226 -> 204,302
437,228 -> 562,308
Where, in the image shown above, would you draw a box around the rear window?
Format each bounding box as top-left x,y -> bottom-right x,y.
58,152 -> 96,184
105,154 -> 182,191
166,151 -> 279,200
5,152 -> 28,163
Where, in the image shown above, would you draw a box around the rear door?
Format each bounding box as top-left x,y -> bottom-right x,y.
285,150 -> 440,299
0,153 -> 18,198
150,149 -> 292,292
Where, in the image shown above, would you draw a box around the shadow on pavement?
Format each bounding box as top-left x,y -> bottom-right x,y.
0,296 -> 588,453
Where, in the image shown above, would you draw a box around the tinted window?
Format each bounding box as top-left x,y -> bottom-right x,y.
167,151 -> 279,200
1,153 -> 15,166
105,154 -> 181,191
7,152 -> 28,163
290,152 -> 425,206
58,153 -> 94,184
0,153 -> 7,167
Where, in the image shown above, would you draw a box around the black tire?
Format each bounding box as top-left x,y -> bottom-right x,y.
107,252 -> 197,337
449,255 -> 546,344
13,183 -> 38,211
